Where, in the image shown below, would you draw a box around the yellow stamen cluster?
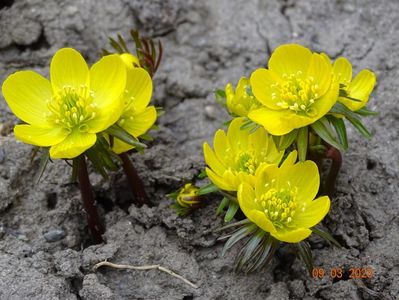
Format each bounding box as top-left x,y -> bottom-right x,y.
47,85 -> 97,132
272,72 -> 320,117
256,181 -> 300,228
118,90 -> 137,127
236,152 -> 258,174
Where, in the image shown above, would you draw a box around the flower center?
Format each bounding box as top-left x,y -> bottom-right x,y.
46,85 -> 97,132
272,72 -> 320,117
236,152 -> 258,174
255,180 -> 301,228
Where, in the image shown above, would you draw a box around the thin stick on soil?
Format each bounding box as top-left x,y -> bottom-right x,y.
93,260 -> 199,289
119,152 -> 152,207
77,155 -> 104,244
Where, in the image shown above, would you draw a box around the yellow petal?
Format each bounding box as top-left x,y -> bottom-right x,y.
122,106 -> 157,137
255,164 -> 280,199
268,44 -> 312,76
87,54 -> 127,132
280,150 -> 297,171
250,68 -> 283,109
124,68 -> 153,113
293,196 -> 330,228
311,79 -> 339,121
14,124 -> 69,147
112,106 -> 156,154
49,131 -> 96,159
307,53 -> 332,96
343,70 -> 376,111
50,48 -> 89,92
333,57 -> 352,85
320,52 -> 332,65
248,107 -> 296,136
2,71 -> 52,127
238,182 -> 276,233
206,167 -> 235,191
227,117 -> 248,150
120,53 -> 140,69
271,227 -> 312,243
213,129 -> 231,163
203,142 -> 225,176
280,160 -> 320,205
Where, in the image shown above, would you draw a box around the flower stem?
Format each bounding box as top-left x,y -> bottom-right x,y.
119,152 -> 151,207
77,155 -> 104,244
324,146 -> 342,197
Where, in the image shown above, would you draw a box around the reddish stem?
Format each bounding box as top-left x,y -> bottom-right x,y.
77,155 -> 104,244
119,152 -> 151,207
324,146 -> 342,197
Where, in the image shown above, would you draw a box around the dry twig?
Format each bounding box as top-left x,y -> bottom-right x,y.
93,260 -> 199,289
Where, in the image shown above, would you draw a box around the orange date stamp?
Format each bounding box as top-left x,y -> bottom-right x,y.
312,267 -> 374,279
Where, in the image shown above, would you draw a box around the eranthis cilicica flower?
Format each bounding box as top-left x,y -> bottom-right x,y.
111,53 -> 157,154
203,117 -> 284,192
226,77 -> 261,117
249,44 -> 339,135
333,57 -> 377,111
237,151 -> 330,243
2,48 -> 126,159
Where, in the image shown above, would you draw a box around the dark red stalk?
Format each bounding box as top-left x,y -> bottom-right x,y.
324,146 -> 342,197
77,155 -> 104,244
119,152 -> 151,207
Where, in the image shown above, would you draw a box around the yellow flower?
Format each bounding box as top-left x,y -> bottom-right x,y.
249,44 -> 339,135
176,183 -> 201,208
2,48 -> 126,159
203,117 -> 284,192
111,54 -> 157,154
226,77 -> 261,117
333,57 -> 376,111
237,151 -> 330,243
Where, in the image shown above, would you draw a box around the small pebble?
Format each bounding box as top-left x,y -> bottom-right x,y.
205,105 -> 218,120
43,229 -> 66,242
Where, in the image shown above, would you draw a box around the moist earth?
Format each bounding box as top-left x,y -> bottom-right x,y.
0,0 -> 398,299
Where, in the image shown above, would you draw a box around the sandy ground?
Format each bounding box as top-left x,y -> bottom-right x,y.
0,0 -> 398,299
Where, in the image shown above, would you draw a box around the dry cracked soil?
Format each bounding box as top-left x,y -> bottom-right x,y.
0,0 -> 398,299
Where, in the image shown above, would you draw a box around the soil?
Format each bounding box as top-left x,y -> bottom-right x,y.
0,0 -> 398,299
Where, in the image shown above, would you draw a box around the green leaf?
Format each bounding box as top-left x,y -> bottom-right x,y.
355,107 -> 379,116
105,124 -> 147,149
167,191 -> 179,200
34,148 -> 50,184
273,129 -> 298,151
85,148 -> 109,179
311,118 -> 344,151
296,241 -> 313,275
216,197 -> 229,215
198,183 -> 219,195
312,227 -> 341,248
214,219 -> 252,233
224,201 -> 239,223
117,34 -> 129,53
328,116 -> 348,150
296,127 -> 308,162
138,133 -> 154,141
215,89 -> 226,107
197,170 -> 207,179
221,223 -> 257,256
240,119 -> 257,130
331,102 -> 372,140
250,235 -> 277,272
236,229 -> 266,270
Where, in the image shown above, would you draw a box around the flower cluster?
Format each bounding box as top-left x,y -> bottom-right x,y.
2,30 -> 163,243
198,43 -> 376,272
